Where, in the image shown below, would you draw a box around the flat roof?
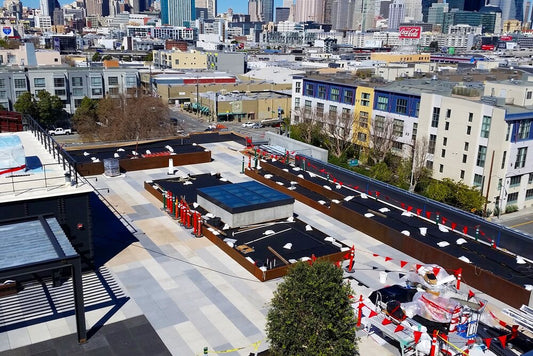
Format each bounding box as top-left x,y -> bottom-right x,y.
0,132 -> 93,203
197,181 -> 294,214
0,216 -> 77,270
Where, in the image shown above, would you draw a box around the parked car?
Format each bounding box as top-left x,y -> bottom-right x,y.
48,128 -> 72,136
242,122 -> 255,128
252,123 -> 262,129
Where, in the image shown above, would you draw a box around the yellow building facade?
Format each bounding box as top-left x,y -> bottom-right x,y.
353,86 -> 374,148
370,53 -> 430,63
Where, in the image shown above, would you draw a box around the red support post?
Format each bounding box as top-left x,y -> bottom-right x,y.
196,213 -> 202,236
456,268 -> 462,290
356,295 -> 363,327
430,330 -> 438,356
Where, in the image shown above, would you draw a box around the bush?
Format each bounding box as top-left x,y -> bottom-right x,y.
505,205 -> 518,213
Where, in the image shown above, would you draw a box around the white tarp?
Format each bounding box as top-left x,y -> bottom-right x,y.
0,135 -> 25,172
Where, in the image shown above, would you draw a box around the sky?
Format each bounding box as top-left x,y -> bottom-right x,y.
24,0 -> 286,14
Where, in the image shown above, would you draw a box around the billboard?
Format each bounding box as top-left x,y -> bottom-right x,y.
399,26 -> 421,39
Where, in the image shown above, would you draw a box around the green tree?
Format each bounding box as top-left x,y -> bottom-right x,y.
92,52 -> 101,62
35,90 -> 66,127
14,92 -> 37,118
370,161 -> 393,182
266,261 -> 357,356
144,52 -> 153,62
72,97 -> 99,140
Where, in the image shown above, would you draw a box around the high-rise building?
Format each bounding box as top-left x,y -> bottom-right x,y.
388,0 -> 404,29
275,7 -> 290,22
161,0 -> 195,26
40,0 -> 60,17
403,0 -> 422,22
249,0 -> 274,22
85,0 -> 109,16
421,0 -> 438,22
498,0 -> 523,21
295,0 -> 323,22
196,0 -> 216,18
464,0 -> 484,12
323,0 -> 333,24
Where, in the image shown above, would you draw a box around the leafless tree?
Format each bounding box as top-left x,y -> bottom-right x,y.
322,108 -> 355,158
368,114 -> 397,164
409,135 -> 431,192
291,107 -> 324,145
95,94 -> 171,141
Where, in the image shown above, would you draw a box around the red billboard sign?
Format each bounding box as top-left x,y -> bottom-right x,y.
500,35 -> 513,41
399,26 -> 421,39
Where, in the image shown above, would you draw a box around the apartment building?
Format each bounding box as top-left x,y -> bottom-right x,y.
291,73 -> 533,213
152,49 -> 247,74
0,67 -> 139,114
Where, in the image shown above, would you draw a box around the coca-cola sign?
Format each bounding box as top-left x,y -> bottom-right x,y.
399,26 -> 421,39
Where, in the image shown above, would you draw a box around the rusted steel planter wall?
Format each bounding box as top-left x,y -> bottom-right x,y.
250,166 -> 531,308
76,151 -> 211,176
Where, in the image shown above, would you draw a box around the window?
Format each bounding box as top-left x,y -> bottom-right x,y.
467,126 -> 471,135
518,120 -> 531,140
92,88 -> 102,96
377,96 -> 388,110
412,123 -> 418,141
304,100 -> 311,113
54,77 -> 65,87
443,137 -> 447,146
72,77 -> 83,87
294,97 -> 300,109
429,134 -> 436,154
305,83 -> 314,96
329,105 -> 337,118
464,142 -> 469,151
393,119 -> 403,136
55,89 -> 66,96
473,174 -> 483,187
476,145 -> 487,167
72,88 -> 83,97
515,147 -> 528,168
507,192 -> 519,203
125,76 -> 137,87
445,122 -> 449,130
0,91 -> 6,99
528,91 -> 532,100
510,176 -> 521,187
460,170 -> 465,179
481,115 -> 491,138
415,101 -> 420,117
318,85 -> 326,99
501,151 -> 506,169
74,99 -> 82,108
529,173 -> 533,184
341,108 -> 350,119
446,109 -> 451,118
330,87 -> 340,101
506,124 -> 511,141
295,82 -> 301,93
526,189 -> 533,200
344,90 -> 354,104
468,112 -> 473,122
34,78 -> 45,88
90,77 -> 102,87
462,154 -> 467,163
396,98 -> 407,114
441,149 -> 446,158
431,107 -> 440,127
426,160 -> 433,169
360,92 -> 370,106
108,76 -> 119,86
439,164 -> 443,173
392,141 -> 403,150
0,78 -> 4,88
15,90 -> 26,98
357,132 -> 367,141
375,115 -> 385,132
316,102 -> 324,115
359,111 -> 368,128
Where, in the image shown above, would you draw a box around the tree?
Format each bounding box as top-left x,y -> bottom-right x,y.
290,108 -> 325,148
92,52 -> 101,62
368,115 -> 397,164
322,108 -> 355,159
14,92 -> 37,119
72,97 -> 99,141
94,94 -> 171,141
409,136 -> 431,192
35,90 -> 66,127
266,261 -> 358,356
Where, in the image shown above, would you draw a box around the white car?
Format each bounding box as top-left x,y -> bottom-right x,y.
242,122 -> 255,128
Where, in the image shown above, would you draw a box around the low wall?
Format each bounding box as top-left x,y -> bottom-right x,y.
76,151 -> 211,176
265,132 -> 328,162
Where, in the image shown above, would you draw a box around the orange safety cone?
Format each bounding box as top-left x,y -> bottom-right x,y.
186,209 -> 191,228
430,330 -> 438,356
